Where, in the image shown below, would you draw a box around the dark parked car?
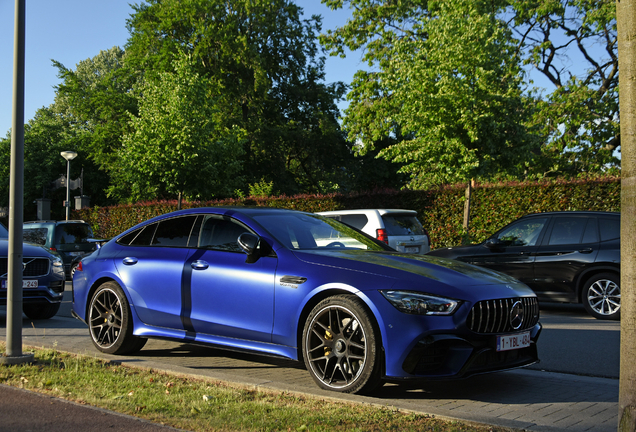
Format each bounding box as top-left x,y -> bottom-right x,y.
427,211 -> 620,320
23,220 -> 97,279
72,207 -> 541,394
0,222 -> 66,319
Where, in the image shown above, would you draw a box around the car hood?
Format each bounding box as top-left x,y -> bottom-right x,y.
293,249 -> 532,293
0,239 -> 52,257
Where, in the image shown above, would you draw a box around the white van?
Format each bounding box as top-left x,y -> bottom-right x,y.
317,209 -> 430,254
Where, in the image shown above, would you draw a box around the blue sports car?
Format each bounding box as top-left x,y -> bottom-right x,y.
72,207 -> 541,394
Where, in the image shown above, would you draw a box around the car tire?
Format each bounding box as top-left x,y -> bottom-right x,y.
70,263 -> 79,280
302,294 -> 383,394
582,273 -> 621,320
88,281 -> 147,354
22,302 -> 61,320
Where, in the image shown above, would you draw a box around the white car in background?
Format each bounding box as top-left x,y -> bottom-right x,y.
317,209 -> 430,254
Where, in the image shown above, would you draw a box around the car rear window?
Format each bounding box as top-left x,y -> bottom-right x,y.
23,227 -> 49,246
381,215 -> 424,236
599,217 -> 620,241
0,224 -> 8,238
55,224 -> 93,248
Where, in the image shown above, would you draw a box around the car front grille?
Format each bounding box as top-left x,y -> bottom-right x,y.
467,297 -> 539,334
0,257 -> 50,278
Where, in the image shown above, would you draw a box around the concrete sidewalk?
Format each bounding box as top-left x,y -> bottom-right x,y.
1,312 -> 619,432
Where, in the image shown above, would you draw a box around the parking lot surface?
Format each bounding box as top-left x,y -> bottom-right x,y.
0,307 -> 619,432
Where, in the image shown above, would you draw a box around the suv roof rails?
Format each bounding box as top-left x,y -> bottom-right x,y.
24,220 -> 87,224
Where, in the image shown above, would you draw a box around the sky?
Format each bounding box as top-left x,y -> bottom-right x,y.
0,0 -> 367,136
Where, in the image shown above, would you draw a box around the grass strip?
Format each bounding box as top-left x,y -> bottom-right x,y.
1,343 -> 512,432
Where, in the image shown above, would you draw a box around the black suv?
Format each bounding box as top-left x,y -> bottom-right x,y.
427,211 -> 620,320
23,220 -> 97,279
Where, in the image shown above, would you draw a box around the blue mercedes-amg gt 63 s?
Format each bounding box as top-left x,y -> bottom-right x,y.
72,207 -> 541,394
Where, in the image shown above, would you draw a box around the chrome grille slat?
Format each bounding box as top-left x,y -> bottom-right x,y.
0,257 -> 50,278
468,297 -> 539,334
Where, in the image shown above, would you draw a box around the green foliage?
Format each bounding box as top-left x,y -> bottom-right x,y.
77,176 -> 620,249
323,0 -> 537,188
113,54 -> 245,202
509,0 -> 620,177
0,108 -> 98,220
125,0 -> 354,196
248,178 -> 276,198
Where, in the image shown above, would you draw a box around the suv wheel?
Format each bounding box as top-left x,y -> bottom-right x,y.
582,273 -> 620,320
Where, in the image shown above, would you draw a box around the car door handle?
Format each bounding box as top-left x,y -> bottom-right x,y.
191,260 -> 209,270
578,248 -> 594,254
122,257 -> 138,266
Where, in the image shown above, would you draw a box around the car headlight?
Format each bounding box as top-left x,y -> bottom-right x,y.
380,290 -> 459,315
50,257 -> 64,273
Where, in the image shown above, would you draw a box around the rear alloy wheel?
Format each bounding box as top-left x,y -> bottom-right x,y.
23,302 -> 61,320
302,295 -> 382,394
89,281 -> 147,354
582,273 -> 620,320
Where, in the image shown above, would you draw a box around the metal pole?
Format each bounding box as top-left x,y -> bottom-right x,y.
65,159 -> 70,220
4,0 -> 28,362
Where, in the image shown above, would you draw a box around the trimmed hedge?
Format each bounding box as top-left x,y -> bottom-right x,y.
75,176 -> 620,250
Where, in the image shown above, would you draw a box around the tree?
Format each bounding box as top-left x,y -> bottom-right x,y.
322,0 -> 538,188
509,0 -> 620,176
114,55 -> 245,203
53,46 -> 138,177
617,0 -> 636,429
0,108 -> 78,220
125,0 -> 353,195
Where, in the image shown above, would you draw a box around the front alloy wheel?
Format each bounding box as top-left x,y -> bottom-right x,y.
302,295 -> 382,394
582,273 -> 620,320
89,281 -> 147,354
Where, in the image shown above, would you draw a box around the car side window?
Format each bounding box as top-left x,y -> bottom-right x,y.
581,218 -> 599,244
338,214 -> 369,230
23,228 -> 49,246
198,215 -> 251,252
152,216 -> 199,247
599,217 -> 620,241
547,217 -> 588,245
495,218 -> 547,246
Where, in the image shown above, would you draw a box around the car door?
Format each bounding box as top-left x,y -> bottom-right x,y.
185,214 -> 277,342
114,215 -> 200,330
532,215 -> 600,302
464,217 -> 549,286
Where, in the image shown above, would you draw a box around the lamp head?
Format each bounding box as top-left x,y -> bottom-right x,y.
60,151 -> 78,161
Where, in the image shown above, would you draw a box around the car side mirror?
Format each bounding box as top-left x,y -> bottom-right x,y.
238,233 -> 261,263
485,238 -> 504,249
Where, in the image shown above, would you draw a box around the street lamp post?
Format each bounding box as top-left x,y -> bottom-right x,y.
60,151 -> 77,221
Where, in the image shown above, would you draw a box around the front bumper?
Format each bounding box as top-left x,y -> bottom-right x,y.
0,279 -> 65,305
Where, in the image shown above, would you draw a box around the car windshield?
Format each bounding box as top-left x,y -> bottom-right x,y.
0,223 -> 7,238
253,213 -> 390,251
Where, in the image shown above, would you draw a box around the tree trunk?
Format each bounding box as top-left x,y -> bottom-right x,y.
618,0 -> 636,430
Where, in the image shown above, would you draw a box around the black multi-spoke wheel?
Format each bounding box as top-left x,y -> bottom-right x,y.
302,295 -> 382,394
582,273 -> 621,320
89,281 -> 146,354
